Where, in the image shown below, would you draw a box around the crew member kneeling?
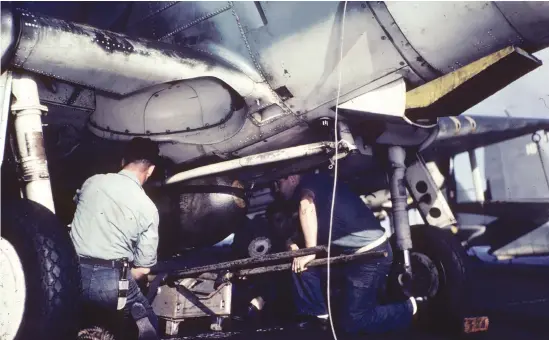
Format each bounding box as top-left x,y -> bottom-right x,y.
275,172 -> 419,334
70,137 -> 160,338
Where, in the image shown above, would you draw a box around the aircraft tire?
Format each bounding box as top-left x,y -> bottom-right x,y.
388,224 -> 472,334
1,199 -> 82,340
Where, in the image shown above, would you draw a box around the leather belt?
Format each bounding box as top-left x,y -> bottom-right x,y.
79,256 -> 128,269
353,233 -> 389,254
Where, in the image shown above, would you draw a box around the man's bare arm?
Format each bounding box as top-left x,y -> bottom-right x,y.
299,193 -> 317,248
292,192 -> 318,273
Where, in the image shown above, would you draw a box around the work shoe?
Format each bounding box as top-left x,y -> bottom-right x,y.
131,303 -> 159,340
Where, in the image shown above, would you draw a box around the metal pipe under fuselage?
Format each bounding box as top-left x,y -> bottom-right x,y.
165,120 -> 356,185
164,141 -> 340,185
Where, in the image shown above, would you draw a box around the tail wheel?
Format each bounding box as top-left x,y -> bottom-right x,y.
1,199 -> 82,340
388,224 -> 472,334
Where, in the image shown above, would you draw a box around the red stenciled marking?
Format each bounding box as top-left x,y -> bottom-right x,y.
463,316 -> 490,333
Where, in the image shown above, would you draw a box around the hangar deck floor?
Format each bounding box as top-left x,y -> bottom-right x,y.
166,259 -> 549,340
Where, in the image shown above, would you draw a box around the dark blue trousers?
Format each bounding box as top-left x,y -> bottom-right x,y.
291,242 -> 413,334
79,263 -> 158,339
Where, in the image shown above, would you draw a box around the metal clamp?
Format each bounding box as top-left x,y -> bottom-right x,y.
327,138 -> 355,169
448,116 -> 461,134
463,115 -> 477,131
10,103 -> 49,113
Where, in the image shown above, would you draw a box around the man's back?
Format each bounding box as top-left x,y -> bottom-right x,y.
70,169 -> 159,266
295,173 -> 384,248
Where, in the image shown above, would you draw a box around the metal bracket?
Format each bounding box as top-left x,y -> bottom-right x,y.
10,103 -> 49,114
405,154 -> 457,228
328,120 -> 357,169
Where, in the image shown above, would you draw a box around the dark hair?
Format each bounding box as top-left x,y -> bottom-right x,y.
122,137 -> 160,166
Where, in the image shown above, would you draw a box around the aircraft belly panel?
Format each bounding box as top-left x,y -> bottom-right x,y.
126,2 -> 192,40
386,2 -> 523,74
243,1 -> 406,115
35,79 -> 95,112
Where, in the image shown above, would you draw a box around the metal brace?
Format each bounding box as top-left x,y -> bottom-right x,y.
405,154 -> 457,228
328,121 -> 357,169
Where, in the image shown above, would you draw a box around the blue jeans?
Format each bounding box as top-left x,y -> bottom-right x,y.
291,242 -> 413,334
79,263 -> 158,338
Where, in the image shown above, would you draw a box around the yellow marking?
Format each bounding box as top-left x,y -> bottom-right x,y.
406,46 -> 515,109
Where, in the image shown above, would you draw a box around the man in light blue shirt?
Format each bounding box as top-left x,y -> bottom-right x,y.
70,137 -> 160,338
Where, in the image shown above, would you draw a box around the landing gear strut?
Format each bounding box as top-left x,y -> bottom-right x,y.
1,72 -> 81,340
10,73 -> 55,212
385,144 -> 471,333
388,146 -> 413,280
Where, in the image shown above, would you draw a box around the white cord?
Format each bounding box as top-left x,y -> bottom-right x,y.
327,2 -> 347,340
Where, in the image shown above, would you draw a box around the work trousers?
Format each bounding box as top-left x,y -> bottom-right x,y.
291,241 -> 413,334
79,263 -> 158,339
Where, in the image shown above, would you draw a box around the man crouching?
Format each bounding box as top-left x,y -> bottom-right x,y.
275,172 -> 420,335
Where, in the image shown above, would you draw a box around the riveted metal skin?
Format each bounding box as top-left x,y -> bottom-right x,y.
3,2 -> 549,167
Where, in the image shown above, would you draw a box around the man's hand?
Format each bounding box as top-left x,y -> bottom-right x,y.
288,243 -> 299,251
292,254 -> 316,273
131,267 -> 150,281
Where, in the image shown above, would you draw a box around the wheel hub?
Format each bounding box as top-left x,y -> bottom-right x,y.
399,252 -> 440,298
0,237 -> 26,340
248,237 -> 272,257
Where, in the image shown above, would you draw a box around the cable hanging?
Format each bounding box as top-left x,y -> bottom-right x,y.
327,2 -> 348,340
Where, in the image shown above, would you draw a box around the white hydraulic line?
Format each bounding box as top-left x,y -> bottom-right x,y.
164,141 -> 338,185
327,2 -> 347,340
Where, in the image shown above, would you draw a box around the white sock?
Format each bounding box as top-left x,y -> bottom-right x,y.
250,296 -> 265,311
316,314 -> 329,320
409,297 -> 417,315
